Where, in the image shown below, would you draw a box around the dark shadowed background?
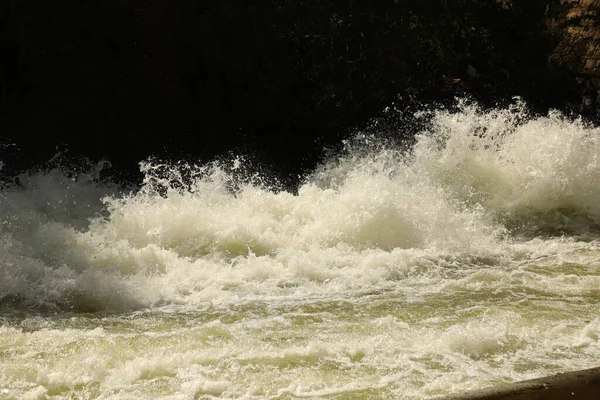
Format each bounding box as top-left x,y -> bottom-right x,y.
0,0 -> 597,187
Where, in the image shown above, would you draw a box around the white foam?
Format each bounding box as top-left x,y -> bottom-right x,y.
1,100 -> 599,312
1,100 -> 600,398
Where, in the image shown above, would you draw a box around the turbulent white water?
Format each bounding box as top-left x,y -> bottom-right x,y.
1,100 -> 600,399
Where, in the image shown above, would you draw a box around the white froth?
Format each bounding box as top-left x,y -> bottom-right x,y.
1,100 -> 600,398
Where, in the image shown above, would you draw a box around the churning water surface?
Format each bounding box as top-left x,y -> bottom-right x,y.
1,101 -> 600,399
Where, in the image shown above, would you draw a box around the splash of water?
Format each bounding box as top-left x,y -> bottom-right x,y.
0,99 -> 599,312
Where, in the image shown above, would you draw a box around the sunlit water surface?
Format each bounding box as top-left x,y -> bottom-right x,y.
1,101 -> 600,399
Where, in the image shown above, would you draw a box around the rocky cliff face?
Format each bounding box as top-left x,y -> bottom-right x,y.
551,0 -> 600,115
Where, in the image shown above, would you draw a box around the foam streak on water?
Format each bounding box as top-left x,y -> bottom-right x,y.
1,100 -> 600,399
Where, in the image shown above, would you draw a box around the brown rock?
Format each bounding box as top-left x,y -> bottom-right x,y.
440,366 -> 600,400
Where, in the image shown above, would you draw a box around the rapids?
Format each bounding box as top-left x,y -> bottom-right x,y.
1,100 -> 600,399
